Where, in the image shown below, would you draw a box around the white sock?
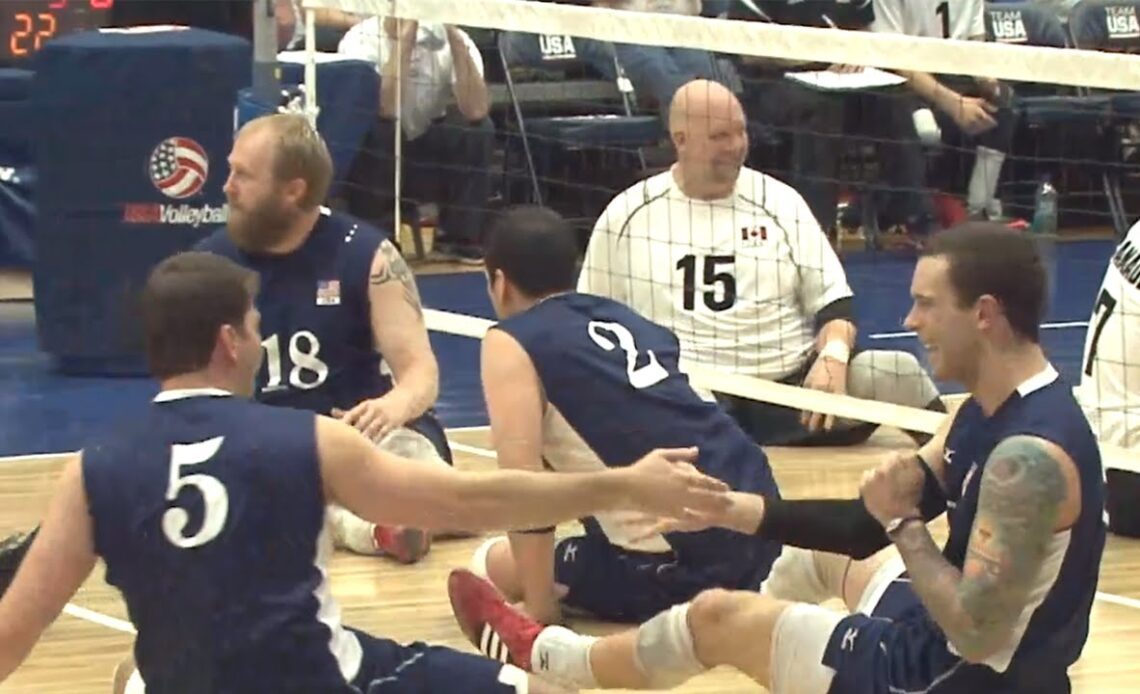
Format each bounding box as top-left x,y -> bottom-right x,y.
967,146 -> 1006,216
530,626 -> 599,688
760,547 -> 831,604
327,505 -> 379,555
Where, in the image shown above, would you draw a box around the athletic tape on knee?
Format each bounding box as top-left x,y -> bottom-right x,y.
634,603 -> 704,688
497,663 -> 530,694
470,536 -> 506,578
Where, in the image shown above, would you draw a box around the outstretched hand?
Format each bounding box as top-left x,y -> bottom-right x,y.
624,447 -> 731,522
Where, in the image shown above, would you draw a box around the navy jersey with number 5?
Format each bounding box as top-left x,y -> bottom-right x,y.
196,209 -> 390,415
494,293 -> 781,580
81,390 -> 362,693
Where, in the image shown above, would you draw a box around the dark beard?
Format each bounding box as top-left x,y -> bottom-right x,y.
227,203 -> 296,254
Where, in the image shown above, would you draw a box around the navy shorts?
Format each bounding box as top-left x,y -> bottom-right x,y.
554,534 -> 736,623
821,578 -> 984,694
351,627 -> 515,693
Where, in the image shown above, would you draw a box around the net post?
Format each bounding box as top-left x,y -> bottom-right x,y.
303,6 -> 320,127
252,0 -> 281,106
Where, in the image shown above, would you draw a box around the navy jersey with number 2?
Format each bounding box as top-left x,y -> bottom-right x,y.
494,293 -> 781,599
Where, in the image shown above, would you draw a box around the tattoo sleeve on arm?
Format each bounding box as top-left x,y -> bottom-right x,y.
892,435 -> 1068,663
370,240 -> 423,318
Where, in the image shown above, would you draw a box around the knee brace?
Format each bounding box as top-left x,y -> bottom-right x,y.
633,603 -> 705,688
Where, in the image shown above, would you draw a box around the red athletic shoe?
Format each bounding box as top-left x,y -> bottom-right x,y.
372,525 -> 431,564
448,569 -> 543,669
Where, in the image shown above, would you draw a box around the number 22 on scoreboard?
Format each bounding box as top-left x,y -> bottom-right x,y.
9,1 -> 116,57
9,13 -> 56,56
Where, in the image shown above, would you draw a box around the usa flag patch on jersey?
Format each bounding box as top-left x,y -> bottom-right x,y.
316,279 -> 341,306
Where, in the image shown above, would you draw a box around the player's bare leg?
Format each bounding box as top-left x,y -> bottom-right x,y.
472,536 -> 523,600
450,569 -> 795,690
762,544 -> 901,611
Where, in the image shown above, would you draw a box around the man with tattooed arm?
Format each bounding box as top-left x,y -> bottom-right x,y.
450,221 -> 1106,694
193,113 -> 450,564
0,114 -> 446,588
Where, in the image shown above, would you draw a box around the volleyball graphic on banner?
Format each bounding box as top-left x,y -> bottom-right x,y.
148,136 -> 209,200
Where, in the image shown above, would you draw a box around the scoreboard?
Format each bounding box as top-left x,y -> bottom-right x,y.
2,0 -> 114,66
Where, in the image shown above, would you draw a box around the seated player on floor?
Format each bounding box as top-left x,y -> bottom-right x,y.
452,222 -> 1106,694
469,204 -> 784,626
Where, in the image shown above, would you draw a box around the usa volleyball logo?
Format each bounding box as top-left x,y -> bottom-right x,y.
148,137 -> 209,199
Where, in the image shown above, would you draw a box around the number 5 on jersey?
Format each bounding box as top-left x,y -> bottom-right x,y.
163,437 -> 229,549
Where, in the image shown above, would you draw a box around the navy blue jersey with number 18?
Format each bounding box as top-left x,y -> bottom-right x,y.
196,209 -> 391,415
494,292 -> 781,582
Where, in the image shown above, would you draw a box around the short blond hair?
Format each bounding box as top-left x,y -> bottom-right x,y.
242,113 -> 333,210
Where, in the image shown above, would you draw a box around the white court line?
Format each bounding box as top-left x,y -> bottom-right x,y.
1094,591 -> 1140,611
62,603 -> 135,634
869,320 -> 1088,340
448,441 -> 496,458
446,425 -> 490,434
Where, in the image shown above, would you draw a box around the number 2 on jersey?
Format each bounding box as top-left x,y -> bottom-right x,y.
1083,288 -> 1117,377
588,320 -> 669,389
163,437 -> 229,549
676,254 -> 737,311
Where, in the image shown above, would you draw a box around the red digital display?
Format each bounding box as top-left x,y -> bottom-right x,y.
3,0 -> 114,64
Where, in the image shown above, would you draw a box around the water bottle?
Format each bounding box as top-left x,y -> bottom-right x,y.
1031,178 -> 1059,313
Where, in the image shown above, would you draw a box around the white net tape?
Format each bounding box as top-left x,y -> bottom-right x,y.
298,0 -> 1140,470
302,0 -> 1140,90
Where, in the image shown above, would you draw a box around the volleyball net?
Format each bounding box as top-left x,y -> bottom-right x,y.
294,0 -> 1140,467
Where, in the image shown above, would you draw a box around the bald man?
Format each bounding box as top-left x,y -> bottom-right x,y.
579,80 -> 944,447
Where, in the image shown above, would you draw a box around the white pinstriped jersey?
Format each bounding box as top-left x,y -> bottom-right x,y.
872,0 -> 986,39
1079,220 -> 1140,450
578,166 -> 852,380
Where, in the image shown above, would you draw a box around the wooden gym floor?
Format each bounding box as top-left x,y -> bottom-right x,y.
2,427 -> 1139,693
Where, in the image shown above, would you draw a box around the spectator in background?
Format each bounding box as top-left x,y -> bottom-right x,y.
601,1 -> 730,115
727,0 -> 876,236
871,0 -> 1015,223
528,0 -> 730,119
339,17 -> 493,263
579,79 -> 944,447
278,1 -> 366,51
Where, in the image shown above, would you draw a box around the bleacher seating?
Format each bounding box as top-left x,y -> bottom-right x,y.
497,31 -> 660,221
